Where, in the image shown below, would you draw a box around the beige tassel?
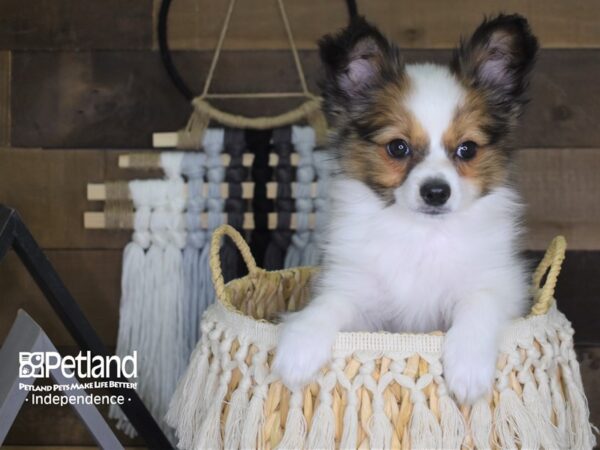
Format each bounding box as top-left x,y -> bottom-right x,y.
562,367 -> 596,449
470,397 -> 492,449
438,394 -> 466,448
240,384 -> 268,449
493,389 -> 540,449
522,376 -> 561,449
166,322 -> 214,449
409,399 -> 442,449
276,390 -> 307,450
339,390 -> 359,450
224,380 -> 251,449
196,364 -> 234,450
306,400 -> 336,449
368,394 -> 393,449
549,368 -> 569,447
306,372 -> 338,449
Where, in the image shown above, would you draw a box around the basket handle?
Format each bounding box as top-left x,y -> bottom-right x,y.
210,224 -> 258,304
530,235 -> 567,315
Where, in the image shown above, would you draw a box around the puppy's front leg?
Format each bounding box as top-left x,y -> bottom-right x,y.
273,293 -> 355,389
443,293 -> 508,404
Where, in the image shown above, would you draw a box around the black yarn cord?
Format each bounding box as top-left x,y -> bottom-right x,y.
157,0 -> 358,101
158,0 -> 193,101
264,127 -> 294,270
221,129 -> 247,282
247,129 -> 274,267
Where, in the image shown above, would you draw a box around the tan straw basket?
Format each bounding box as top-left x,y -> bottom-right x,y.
167,225 -> 596,449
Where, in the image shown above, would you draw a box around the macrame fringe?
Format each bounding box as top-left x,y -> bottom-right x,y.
563,365 -> 597,449
438,394 -> 466,448
409,400 -> 442,449
224,382 -> 251,449
339,394 -> 359,449
108,242 -> 145,437
470,397 -> 493,450
368,406 -> 393,449
240,386 -> 268,449
305,400 -> 336,450
275,391 -> 307,450
493,388 -> 540,449
522,376 -> 561,449
166,323 -> 213,449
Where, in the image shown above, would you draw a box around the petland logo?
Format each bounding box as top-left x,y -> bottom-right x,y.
19,351 -> 138,379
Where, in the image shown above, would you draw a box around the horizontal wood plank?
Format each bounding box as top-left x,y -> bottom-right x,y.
516,149 -> 600,250
10,50 -> 600,148
0,250 -> 122,348
0,147 -> 131,249
162,0 -> 600,50
0,1 -> 599,51
0,0 -> 152,50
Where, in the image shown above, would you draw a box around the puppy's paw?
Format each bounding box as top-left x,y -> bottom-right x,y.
272,321 -> 334,390
442,328 -> 497,404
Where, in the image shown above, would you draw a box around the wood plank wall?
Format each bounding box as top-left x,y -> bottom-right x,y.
0,0 -> 598,445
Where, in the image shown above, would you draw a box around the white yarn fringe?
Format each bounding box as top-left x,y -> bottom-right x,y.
168,300 -> 595,450
276,390 -> 307,450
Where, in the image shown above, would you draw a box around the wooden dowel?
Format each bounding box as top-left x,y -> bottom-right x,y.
87,181 -> 318,201
83,212 -> 315,231
118,152 -> 300,167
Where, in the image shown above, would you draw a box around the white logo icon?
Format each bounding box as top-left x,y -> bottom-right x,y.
19,352 -> 45,378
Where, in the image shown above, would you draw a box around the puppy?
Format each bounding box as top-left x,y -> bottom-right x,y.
273,14 -> 538,404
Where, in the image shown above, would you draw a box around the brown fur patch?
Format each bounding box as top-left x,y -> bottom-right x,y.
340,77 -> 430,202
443,88 -> 509,192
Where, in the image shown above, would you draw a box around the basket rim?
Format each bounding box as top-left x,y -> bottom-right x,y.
207,274 -> 567,355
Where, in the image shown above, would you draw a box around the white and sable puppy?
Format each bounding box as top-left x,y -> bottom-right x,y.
273,14 -> 538,404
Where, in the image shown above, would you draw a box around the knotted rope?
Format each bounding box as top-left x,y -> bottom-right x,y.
264,126 -> 294,270
284,126 -> 316,267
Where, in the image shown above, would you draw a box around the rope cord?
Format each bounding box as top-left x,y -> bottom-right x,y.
157,0 -> 358,101
201,0 -> 237,98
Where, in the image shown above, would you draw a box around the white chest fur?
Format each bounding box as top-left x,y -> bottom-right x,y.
318,178 -> 527,333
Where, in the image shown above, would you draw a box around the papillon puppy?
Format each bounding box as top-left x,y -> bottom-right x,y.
273,14 -> 538,404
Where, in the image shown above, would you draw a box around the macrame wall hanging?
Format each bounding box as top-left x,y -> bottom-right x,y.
83,0 -> 356,439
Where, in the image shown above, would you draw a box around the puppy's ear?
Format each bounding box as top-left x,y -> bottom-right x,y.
319,17 -> 401,120
451,14 -> 538,104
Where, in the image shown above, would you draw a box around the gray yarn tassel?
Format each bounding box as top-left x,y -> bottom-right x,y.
181,153 -> 206,355
285,126 -> 316,268
197,129 -> 225,322
301,150 -> 333,266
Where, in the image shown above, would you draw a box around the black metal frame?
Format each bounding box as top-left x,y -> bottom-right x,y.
0,205 -> 172,449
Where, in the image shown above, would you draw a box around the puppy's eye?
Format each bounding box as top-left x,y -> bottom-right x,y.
386,139 -> 411,159
455,141 -> 477,160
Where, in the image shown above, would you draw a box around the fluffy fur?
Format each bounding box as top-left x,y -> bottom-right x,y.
273,14 -> 538,404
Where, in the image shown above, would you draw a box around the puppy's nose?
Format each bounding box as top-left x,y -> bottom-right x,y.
420,179 -> 451,206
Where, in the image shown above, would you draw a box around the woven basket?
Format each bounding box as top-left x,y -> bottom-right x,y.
167,225 -> 596,449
